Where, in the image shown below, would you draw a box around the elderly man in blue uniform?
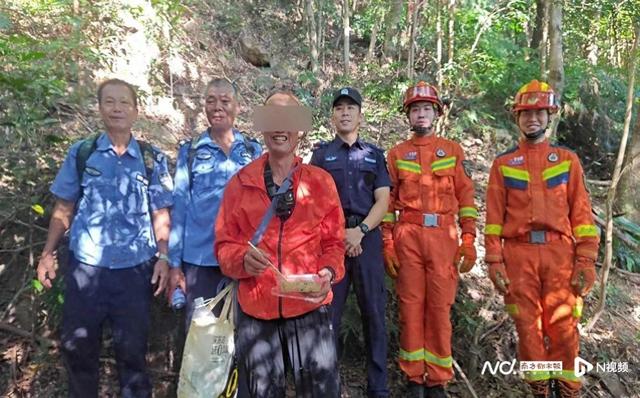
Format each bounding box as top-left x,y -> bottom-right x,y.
167,78 -> 261,324
310,87 -> 391,398
36,78 -> 173,398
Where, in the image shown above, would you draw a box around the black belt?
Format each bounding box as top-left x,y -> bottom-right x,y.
345,214 -> 365,228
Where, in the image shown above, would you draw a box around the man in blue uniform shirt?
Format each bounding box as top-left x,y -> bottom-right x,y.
36,78 -> 173,398
167,78 -> 261,324
310,87 -> 391,398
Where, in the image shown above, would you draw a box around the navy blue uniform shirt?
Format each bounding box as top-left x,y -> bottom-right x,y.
310,136 -> 391,217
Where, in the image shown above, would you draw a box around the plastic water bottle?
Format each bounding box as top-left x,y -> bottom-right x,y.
171,288 -> 186,310
192,297 -> 215,326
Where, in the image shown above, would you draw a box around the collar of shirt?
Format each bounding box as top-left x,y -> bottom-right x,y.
96,132 -> 141,158
519,137 -> 550,151
193,128 -> 243,150
330,135 -> 364,152
410,133 -> 436,146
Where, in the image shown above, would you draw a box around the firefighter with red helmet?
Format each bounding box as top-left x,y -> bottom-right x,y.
484,80 -> 599,398
382,81 -> 478,397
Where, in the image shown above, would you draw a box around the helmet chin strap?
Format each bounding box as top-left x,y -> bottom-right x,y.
411,125 -> 432,136
524,128 -> 546,141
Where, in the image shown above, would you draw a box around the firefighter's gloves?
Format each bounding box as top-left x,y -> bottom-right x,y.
383,239 -> 400,278
488,262 -> 510,296
570,256 -> 597,296
454,233 -> 477,273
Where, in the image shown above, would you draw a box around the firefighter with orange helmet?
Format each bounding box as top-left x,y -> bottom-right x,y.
484,80 -> 599,398
382,81 -> 478,398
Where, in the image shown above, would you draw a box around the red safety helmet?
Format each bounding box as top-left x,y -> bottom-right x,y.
403,81 -> 443,115
513,80 -> 559,114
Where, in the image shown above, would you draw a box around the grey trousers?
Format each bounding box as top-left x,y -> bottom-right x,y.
235,305 -> 340,398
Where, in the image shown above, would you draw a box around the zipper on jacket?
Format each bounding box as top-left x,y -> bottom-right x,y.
277,220 -> 285,318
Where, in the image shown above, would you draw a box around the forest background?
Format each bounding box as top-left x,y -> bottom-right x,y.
1,0 -> 639,396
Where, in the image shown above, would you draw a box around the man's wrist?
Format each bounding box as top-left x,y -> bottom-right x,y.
157,253 -> 170,262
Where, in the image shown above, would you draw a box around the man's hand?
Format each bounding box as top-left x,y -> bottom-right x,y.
488,262 -> 510,296
570,256 -> 597,296
383,239 -> 400,278
244,245 -> 270,276
37,252 -> 57,289
166,267 -> 186,304
454,233 -> 477,273
151,258 -> 169,297
304,268 -> 333,301
345,228 -> 364,257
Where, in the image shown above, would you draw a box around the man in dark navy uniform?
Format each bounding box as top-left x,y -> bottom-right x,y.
310,87 -> 391,398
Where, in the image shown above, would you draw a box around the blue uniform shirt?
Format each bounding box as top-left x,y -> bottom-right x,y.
310,136 -> 391,217
50,133 -> 174,268
168,129 -> 262,268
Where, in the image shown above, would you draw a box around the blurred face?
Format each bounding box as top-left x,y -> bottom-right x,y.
517,109 -> 549,135
408,101 -> 436,133
205,85 -> 239,133
99,83 -> 138,134
332,98 -> 361,135
262,93 -> 301,158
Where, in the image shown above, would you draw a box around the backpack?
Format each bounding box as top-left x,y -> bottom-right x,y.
75,133 -> 156,183
184,131 -> 257,187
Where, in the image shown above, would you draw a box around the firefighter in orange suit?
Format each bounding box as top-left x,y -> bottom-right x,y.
382,81 -> 478,398
484,80 -> 599,398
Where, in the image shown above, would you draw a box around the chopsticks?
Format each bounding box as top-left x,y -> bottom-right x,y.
247,241 -> 286,280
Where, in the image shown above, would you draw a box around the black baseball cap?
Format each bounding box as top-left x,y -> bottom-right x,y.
332,87 -> 362,108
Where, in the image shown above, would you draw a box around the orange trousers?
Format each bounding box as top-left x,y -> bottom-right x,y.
503,238 -> 582,390
394,222 -> 458,386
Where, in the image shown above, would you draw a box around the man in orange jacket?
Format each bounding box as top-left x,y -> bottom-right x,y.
215,90 -> 345,397
484,80 -> 599,398
382,81 -> 478,398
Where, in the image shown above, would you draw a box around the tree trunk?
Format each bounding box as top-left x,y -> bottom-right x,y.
586,24 -> 640,332
406,1 -> 423,80
305,0 -> 319,74
383,0 -> 403,61
531,0 -> 544,49
366,18 -> 381,62
540,0 -> 550,79
343,0 -> 350,76
436,0 -> 443,86
447,0 -> 456,68
615,109 -> 640,223
318,0 -> 325,69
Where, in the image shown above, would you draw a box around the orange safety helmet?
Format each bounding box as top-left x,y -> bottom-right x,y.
403,81 -> 443,115
513,80 -> 559,114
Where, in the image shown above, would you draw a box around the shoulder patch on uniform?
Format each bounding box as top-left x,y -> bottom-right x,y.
436,148 -> 446,157
462,160 -> 473,178
496,145 -> 519,158
364,156 -> 377,164
404,151 -> 418,160
85,167 -> 101,176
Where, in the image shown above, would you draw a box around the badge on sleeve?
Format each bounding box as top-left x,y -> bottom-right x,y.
462,160 -> 474,178
548,152 -> 559,162
160,172 -> 174,191
436,148 -> 446,157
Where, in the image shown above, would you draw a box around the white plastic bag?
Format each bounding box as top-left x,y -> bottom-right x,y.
177,282 -> 237,398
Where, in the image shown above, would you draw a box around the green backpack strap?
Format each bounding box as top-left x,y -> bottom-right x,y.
138,140 -> 156,180
75,133 -> 101,181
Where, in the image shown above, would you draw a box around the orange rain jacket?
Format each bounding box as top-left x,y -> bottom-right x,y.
215,154 -> 346,320
484,139 -> 599,263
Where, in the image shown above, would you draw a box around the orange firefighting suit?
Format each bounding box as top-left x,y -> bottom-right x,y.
382,134 -> 477,386
484,139 -> 599,389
